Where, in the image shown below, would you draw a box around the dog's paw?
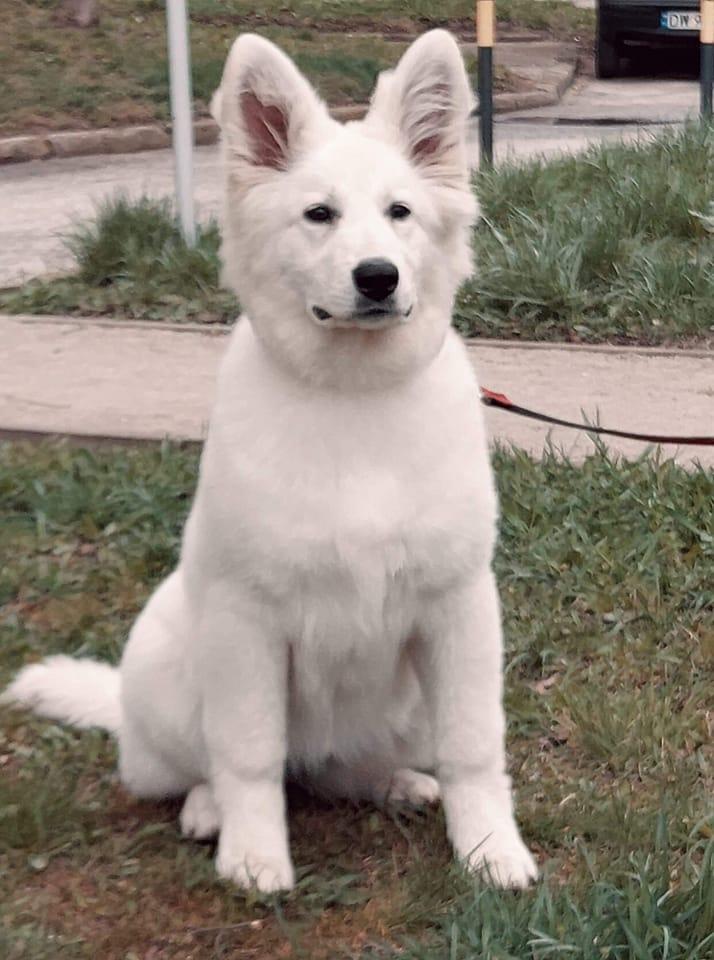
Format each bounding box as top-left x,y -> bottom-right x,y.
180,784 -> 221,840
464,836 -> 538,889
215,846 -> 295,893
444,778 -> 538,889
387,768 -> 441,806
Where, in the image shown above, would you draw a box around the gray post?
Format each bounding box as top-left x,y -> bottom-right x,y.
166,0 -> 196,245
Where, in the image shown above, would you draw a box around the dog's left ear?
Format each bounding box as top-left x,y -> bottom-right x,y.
213,34 -> 332,182
365,30 -> 472,187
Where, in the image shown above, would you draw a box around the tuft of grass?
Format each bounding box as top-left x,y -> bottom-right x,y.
0,194 -> 239,324
0,440 -> 711,957
457,123 -> 714,344
68,194 -> 208,288
393,830 -> 714,959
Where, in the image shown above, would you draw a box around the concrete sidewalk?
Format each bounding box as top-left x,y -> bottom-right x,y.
1,314 -> 711,467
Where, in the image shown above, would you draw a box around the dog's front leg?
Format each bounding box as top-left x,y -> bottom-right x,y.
199,588 -> 294,892
418,569 -> 537,889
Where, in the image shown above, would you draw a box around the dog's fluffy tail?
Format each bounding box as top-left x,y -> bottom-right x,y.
1,655 -> 121,734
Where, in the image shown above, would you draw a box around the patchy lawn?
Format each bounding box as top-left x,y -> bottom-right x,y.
0,0 -> 535,137
1,441 -> 712,958
458,123 -> 714,345
186,0 -> 594,40
4,124 -> 714,346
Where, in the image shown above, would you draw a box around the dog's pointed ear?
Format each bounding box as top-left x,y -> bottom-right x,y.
365,30 -> 473,185
213,34 -> 331,178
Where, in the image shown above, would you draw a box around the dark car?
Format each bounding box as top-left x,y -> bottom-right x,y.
596,0 -> 700,77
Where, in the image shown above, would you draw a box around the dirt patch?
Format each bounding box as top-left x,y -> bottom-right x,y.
3,771 -> 450,960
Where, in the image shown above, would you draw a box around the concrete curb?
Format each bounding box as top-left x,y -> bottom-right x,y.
0,64 -> 577,166
0,119 -> 217,166
5,313 -> 711,360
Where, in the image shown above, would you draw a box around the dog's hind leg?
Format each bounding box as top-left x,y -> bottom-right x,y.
118,717 -> 197,799
118,569 -> 204,800
309,757 -> 440,807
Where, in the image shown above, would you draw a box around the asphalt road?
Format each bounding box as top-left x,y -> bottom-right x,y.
0,76 -> 698,288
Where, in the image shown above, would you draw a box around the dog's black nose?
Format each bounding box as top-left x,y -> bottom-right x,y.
352,258 -> 399,302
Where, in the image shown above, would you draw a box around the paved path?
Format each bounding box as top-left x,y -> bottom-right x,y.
2,315 -> 711,467
506,75 -> 698,124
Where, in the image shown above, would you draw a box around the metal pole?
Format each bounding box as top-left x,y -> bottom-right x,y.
701,0 -> 714,118
477,0 -> 495,165
166,0 -> 196,245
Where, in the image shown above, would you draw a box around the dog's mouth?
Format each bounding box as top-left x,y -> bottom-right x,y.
311,305 -> 413,329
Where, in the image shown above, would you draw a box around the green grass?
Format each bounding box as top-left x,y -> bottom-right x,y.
1,194 -> 238,324
4,125 -> 714,345
0,441 -> 712,958
0,0 -> 531,137
137,46 -> 389,111
186,0 -> 593,39
394,837 -> 714,959
456,123 -> 714,344
137,34 -> 503,115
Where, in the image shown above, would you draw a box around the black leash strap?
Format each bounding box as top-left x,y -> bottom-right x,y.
480,388 -> 714,447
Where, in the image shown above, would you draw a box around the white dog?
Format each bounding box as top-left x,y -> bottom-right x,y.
3,30 -> 537,893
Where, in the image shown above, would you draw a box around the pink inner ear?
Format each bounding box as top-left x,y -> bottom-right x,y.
413,131 -> 442,161
240,91 -> 290,169
406,81 -> 450,164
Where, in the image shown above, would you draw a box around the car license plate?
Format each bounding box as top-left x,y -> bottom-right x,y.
660,10 -> 701,30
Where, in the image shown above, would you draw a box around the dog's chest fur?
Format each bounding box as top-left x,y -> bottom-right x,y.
186,324 -> 496,761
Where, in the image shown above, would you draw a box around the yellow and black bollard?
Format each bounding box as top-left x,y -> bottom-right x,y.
476,0 -> 495,165
702,0 -> 714,117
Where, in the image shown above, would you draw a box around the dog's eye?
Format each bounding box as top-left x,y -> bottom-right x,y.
304,204 -> 336,224
388,202 -> 411,221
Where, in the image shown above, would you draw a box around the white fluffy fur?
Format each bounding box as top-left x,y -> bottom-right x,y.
2,31 -> 537,893
1,655 -> 121,732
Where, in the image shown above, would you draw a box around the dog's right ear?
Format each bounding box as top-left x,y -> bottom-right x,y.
213,34 -> 331,181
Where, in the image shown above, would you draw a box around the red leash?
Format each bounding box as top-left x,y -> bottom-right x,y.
480,388 -> 714,447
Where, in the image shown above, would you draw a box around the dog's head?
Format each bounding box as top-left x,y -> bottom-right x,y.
213,30 -> 477,389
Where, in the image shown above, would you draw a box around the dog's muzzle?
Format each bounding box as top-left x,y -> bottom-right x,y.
312,258 -> 411,329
